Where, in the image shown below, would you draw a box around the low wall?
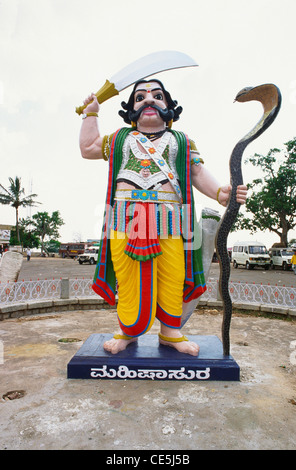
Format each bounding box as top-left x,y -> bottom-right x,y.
0,297 -> 113,321
0,296 -> 295,322
0,277 -> 295,321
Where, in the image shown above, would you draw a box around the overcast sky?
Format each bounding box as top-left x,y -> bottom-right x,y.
1,0 -> 296,247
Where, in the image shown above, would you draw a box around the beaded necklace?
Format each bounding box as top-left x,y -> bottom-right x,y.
139,129 -> 167,142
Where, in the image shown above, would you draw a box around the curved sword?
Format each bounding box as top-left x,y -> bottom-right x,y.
75,50 -> 198,114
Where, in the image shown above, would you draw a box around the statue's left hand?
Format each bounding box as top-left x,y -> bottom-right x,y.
219,184 -> 248,207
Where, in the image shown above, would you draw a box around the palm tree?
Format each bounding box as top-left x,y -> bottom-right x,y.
0,176 -> 39,243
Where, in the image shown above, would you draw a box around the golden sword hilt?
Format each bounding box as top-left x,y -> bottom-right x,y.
75,79 -> 119,115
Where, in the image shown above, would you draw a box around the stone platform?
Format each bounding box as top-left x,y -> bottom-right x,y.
67,334 -> 240,381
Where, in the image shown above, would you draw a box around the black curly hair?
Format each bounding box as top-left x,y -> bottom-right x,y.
118,79 -> 183,125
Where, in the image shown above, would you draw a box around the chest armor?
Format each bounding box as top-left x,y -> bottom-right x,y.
116,132 -> 179,190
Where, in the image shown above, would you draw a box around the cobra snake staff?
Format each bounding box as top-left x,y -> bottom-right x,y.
215,84 -> 282,356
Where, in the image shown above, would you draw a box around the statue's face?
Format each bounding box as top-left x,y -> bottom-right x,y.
133,81 -> 168,128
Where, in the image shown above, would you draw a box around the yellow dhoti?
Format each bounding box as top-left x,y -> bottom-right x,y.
110,229 -> 185,337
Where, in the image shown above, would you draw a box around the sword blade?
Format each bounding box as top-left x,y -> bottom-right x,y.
111,50 -> 198,91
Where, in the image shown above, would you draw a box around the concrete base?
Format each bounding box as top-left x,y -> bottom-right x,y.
67,334 -> 240,381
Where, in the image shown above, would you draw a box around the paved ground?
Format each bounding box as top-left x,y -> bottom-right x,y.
18,256 -> 296,286
0,257 -> 296,451
0,308 -> 296,450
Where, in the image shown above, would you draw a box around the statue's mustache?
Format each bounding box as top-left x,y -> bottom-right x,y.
128,104 -> 174,123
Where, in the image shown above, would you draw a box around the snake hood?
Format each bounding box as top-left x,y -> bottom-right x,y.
234,84 -> 281,112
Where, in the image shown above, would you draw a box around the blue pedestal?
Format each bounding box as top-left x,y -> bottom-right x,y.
67,334 -> 240,381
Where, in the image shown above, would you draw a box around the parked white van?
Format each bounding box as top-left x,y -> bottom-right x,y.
269,248 -> 293,270
232,241 -> 271,270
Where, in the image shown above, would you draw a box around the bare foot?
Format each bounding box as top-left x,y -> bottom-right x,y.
103,333 -> 137,354
159,327 -> 199,356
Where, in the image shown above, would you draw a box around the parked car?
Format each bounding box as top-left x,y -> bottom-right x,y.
269,248 -> 293,270
232,241 -> 271,270
77,248 -> 99,265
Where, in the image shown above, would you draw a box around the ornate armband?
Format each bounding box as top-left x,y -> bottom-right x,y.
189,139 -> 204,166
102,133 -> 115,161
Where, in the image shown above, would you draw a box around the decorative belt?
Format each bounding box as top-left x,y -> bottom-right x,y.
114,189 -> 180,204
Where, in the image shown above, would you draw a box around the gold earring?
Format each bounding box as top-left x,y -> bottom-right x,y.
131,121 -> 136,128
168,119 -> 173,129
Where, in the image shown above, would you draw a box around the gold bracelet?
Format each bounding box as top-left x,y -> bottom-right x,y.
82,112 -> 98,119
216,187 -> 222,204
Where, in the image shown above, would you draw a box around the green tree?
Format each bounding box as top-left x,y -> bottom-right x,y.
0,176 -> 39,243
44,239 -> 61,254
233,138 -> 296,246
31,211 -> 64,255
10,219 -> 40,249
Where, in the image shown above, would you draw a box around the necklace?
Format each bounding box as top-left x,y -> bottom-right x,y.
140,129 -> 167,142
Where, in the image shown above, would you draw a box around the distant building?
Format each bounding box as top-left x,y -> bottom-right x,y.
0,224 -> 13,252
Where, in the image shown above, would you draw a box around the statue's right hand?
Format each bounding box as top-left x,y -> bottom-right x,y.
83,93 -> 100,114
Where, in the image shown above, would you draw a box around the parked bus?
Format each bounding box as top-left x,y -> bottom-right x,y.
59,243 -> 85,259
